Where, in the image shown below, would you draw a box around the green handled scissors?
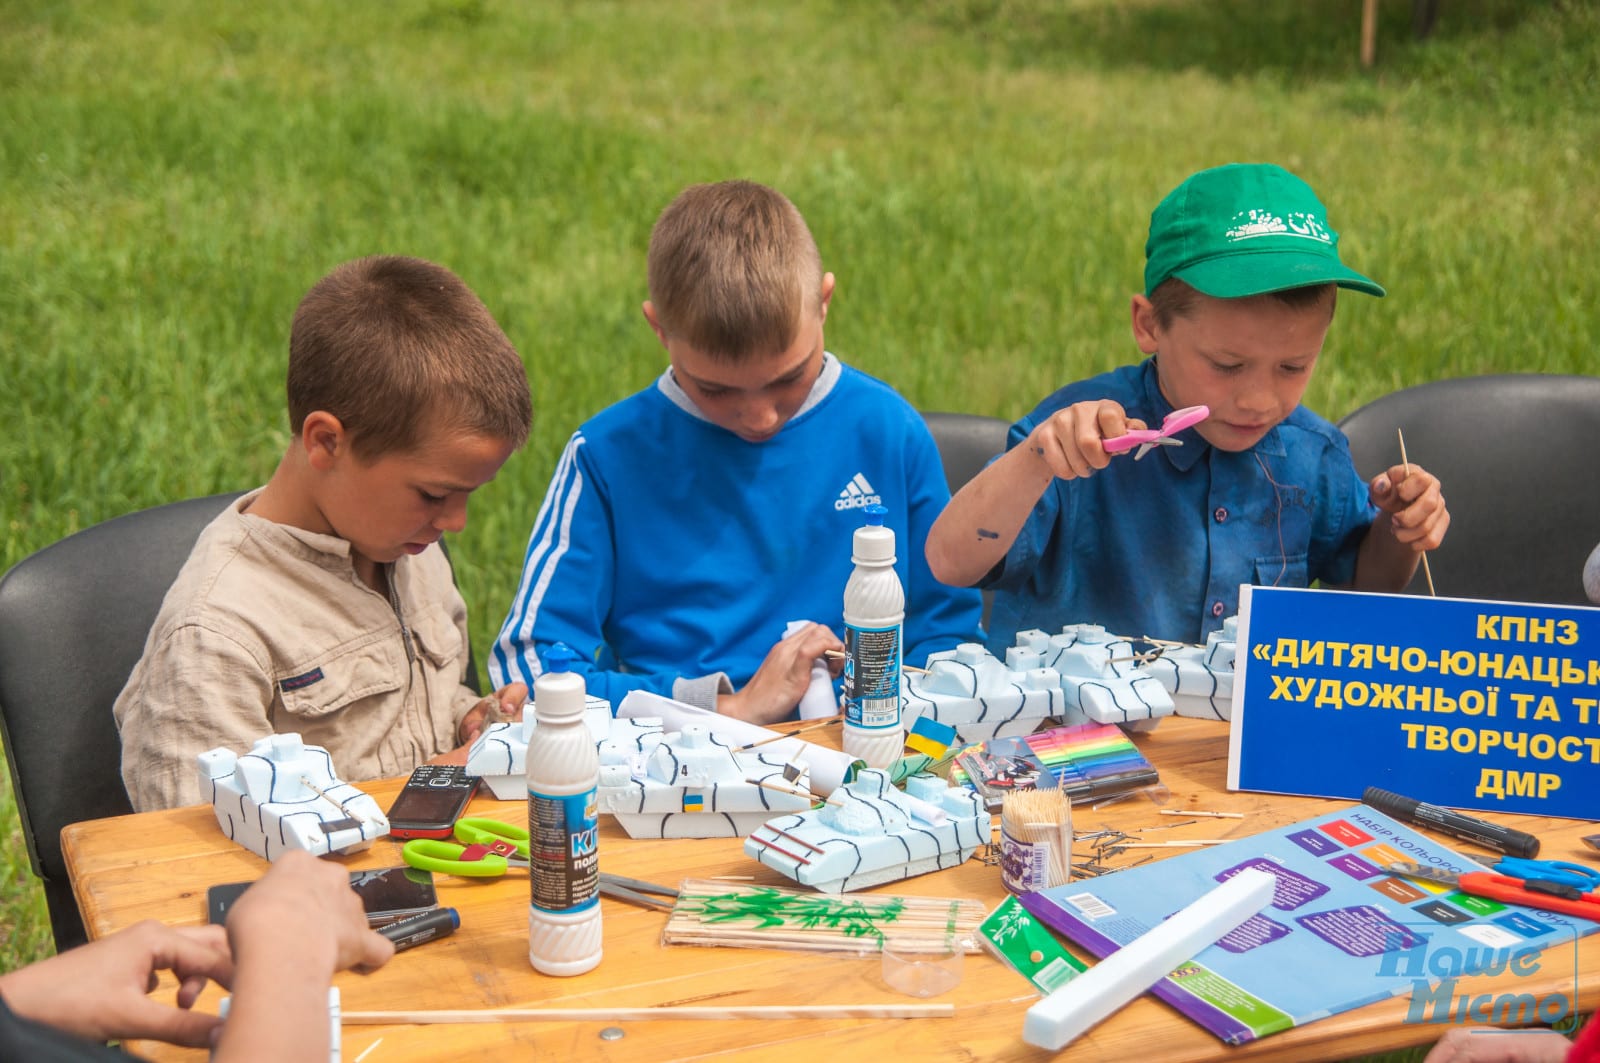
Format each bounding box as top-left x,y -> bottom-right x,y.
401,817 -> 529,876
399,816 -> 678,910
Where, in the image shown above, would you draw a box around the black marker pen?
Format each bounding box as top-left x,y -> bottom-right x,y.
377,906 -> 460,952
1363,786 -> 1541,859
1062,768 -> 1162,802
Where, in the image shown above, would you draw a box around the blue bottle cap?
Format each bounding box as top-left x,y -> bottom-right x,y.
542,642 -> 577,673
864,503 -> 887,526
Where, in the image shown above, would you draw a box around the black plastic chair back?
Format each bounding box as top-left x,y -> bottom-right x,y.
0,492 -> 244,950
1338,374 -> 1600,605
921,411 -> 1010,497
921,411 -> 1011,632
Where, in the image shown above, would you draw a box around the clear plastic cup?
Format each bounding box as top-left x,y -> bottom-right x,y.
880,933 -> 963,997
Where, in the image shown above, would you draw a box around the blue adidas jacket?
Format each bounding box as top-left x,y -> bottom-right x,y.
490,355 -> 983,709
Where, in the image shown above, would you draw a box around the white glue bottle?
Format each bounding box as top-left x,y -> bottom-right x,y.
526,642 -> 602,976
841,504 -> 906,769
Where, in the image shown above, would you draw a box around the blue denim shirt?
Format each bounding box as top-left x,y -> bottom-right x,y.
983,358 -> 1376,647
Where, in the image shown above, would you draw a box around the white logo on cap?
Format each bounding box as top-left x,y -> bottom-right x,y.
1225,209 -> 1331,245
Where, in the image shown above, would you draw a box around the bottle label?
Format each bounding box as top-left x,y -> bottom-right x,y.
527,788 -> 600,913
842,622 -> 902,730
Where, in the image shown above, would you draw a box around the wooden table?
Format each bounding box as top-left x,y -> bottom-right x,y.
63,718 -> 1597,1062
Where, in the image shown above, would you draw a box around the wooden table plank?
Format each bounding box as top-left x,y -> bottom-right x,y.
63,719 -> 1598,1061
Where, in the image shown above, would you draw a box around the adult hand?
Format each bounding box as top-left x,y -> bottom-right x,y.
1423,1026 -> 1572,1063
1370,462 -> 1449,553
1028,400 -> 1142,481
719,622 -> 845,725
211,850 -> 393,1061
0,919 -> 232,1048
226,849 -> 393,980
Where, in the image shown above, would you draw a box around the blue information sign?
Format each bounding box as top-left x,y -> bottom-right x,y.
1228,586 -> 1600,821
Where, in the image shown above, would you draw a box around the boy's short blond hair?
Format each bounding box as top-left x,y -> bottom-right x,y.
287,256 -> 532,458
646,181 -> 824,361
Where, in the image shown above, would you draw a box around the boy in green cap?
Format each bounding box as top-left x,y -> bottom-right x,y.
926,162 -> 1450,647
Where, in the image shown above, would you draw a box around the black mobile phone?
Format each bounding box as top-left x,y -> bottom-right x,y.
206,866 -> 438,927
385,764 -> 479,839
205,880 -> 252,925
348,866 -> 439,926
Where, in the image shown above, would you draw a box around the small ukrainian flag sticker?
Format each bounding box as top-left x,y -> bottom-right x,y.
682,791 -> 705,812
904,715 -> 958,759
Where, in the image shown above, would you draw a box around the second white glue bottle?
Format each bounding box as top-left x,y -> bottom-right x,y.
526,642 -> 602,975
841,504 -> 906,769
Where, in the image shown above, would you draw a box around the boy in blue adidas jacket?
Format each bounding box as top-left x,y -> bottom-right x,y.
491,181 -> 982,725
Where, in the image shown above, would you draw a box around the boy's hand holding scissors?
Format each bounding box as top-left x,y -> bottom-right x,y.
1026,399 -> 1148,481
1029,401 -> 1210,481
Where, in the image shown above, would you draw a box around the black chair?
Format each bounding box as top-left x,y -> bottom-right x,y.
1337,374 -> 1600,606
921,411 -> 1011,632
0,491 -> 244,951
921,411 -> 1011,496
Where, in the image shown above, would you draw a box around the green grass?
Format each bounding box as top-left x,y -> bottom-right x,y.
1,736 -> 53,962
1,3 -> 1595,1053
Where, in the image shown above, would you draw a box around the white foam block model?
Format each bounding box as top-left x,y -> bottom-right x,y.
617,690 -> 858,795
198,734 -> 388,862
901,643 -> 1070,746
1141,615 -> 1237,721
1043,625 -> 1176,730
904,618 -> 1241,742
463,694 -> 613,799
903,625 -> 1175,744
1021,867 -> 1276,1051
597,720 -> 813,838
744,770 -> 988,892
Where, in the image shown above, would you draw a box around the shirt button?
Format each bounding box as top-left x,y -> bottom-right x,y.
1212,601 -> 1225,618
1214,507 -> 1228,523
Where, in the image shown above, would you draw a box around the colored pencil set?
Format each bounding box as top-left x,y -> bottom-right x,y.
952,722 -> 1161,810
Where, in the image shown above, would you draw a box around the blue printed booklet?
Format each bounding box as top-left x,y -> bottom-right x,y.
1019,805 -> 1598,1044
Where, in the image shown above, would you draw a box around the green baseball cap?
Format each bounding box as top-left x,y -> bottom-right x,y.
1143,163 -> 1385,299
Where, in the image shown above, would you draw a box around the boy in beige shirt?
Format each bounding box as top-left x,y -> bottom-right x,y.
115,256 -> 532,810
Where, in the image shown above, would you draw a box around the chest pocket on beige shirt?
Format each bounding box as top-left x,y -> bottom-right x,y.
276,639 -> 406,720
407,603 -> 465,679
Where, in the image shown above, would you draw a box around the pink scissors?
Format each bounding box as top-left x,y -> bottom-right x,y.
1102,405 -> 1210,460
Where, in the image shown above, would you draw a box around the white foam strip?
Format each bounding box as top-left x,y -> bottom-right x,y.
901,794 -> 949,826
617,690 -> 858,794
1022,867 -> 1276,1050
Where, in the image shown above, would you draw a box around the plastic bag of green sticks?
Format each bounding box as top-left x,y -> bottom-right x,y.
662,878 -> 988,955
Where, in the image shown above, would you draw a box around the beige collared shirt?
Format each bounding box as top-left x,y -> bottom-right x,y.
114,490 -> 482,811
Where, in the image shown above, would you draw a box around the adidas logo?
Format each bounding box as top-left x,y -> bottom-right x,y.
834,473 -> 883,511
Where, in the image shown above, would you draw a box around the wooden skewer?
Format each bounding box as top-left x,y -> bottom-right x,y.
299,777 -> 355,816
343,1003 -> 955,1024
1397,427 -> 1437,596
745,778 -> 840,806
737,716 -> 843,751
1115,840 -> 1227,849
1107,651 -> 1166,664
764,823 -> 825,853
1160,809 -> 1244,819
